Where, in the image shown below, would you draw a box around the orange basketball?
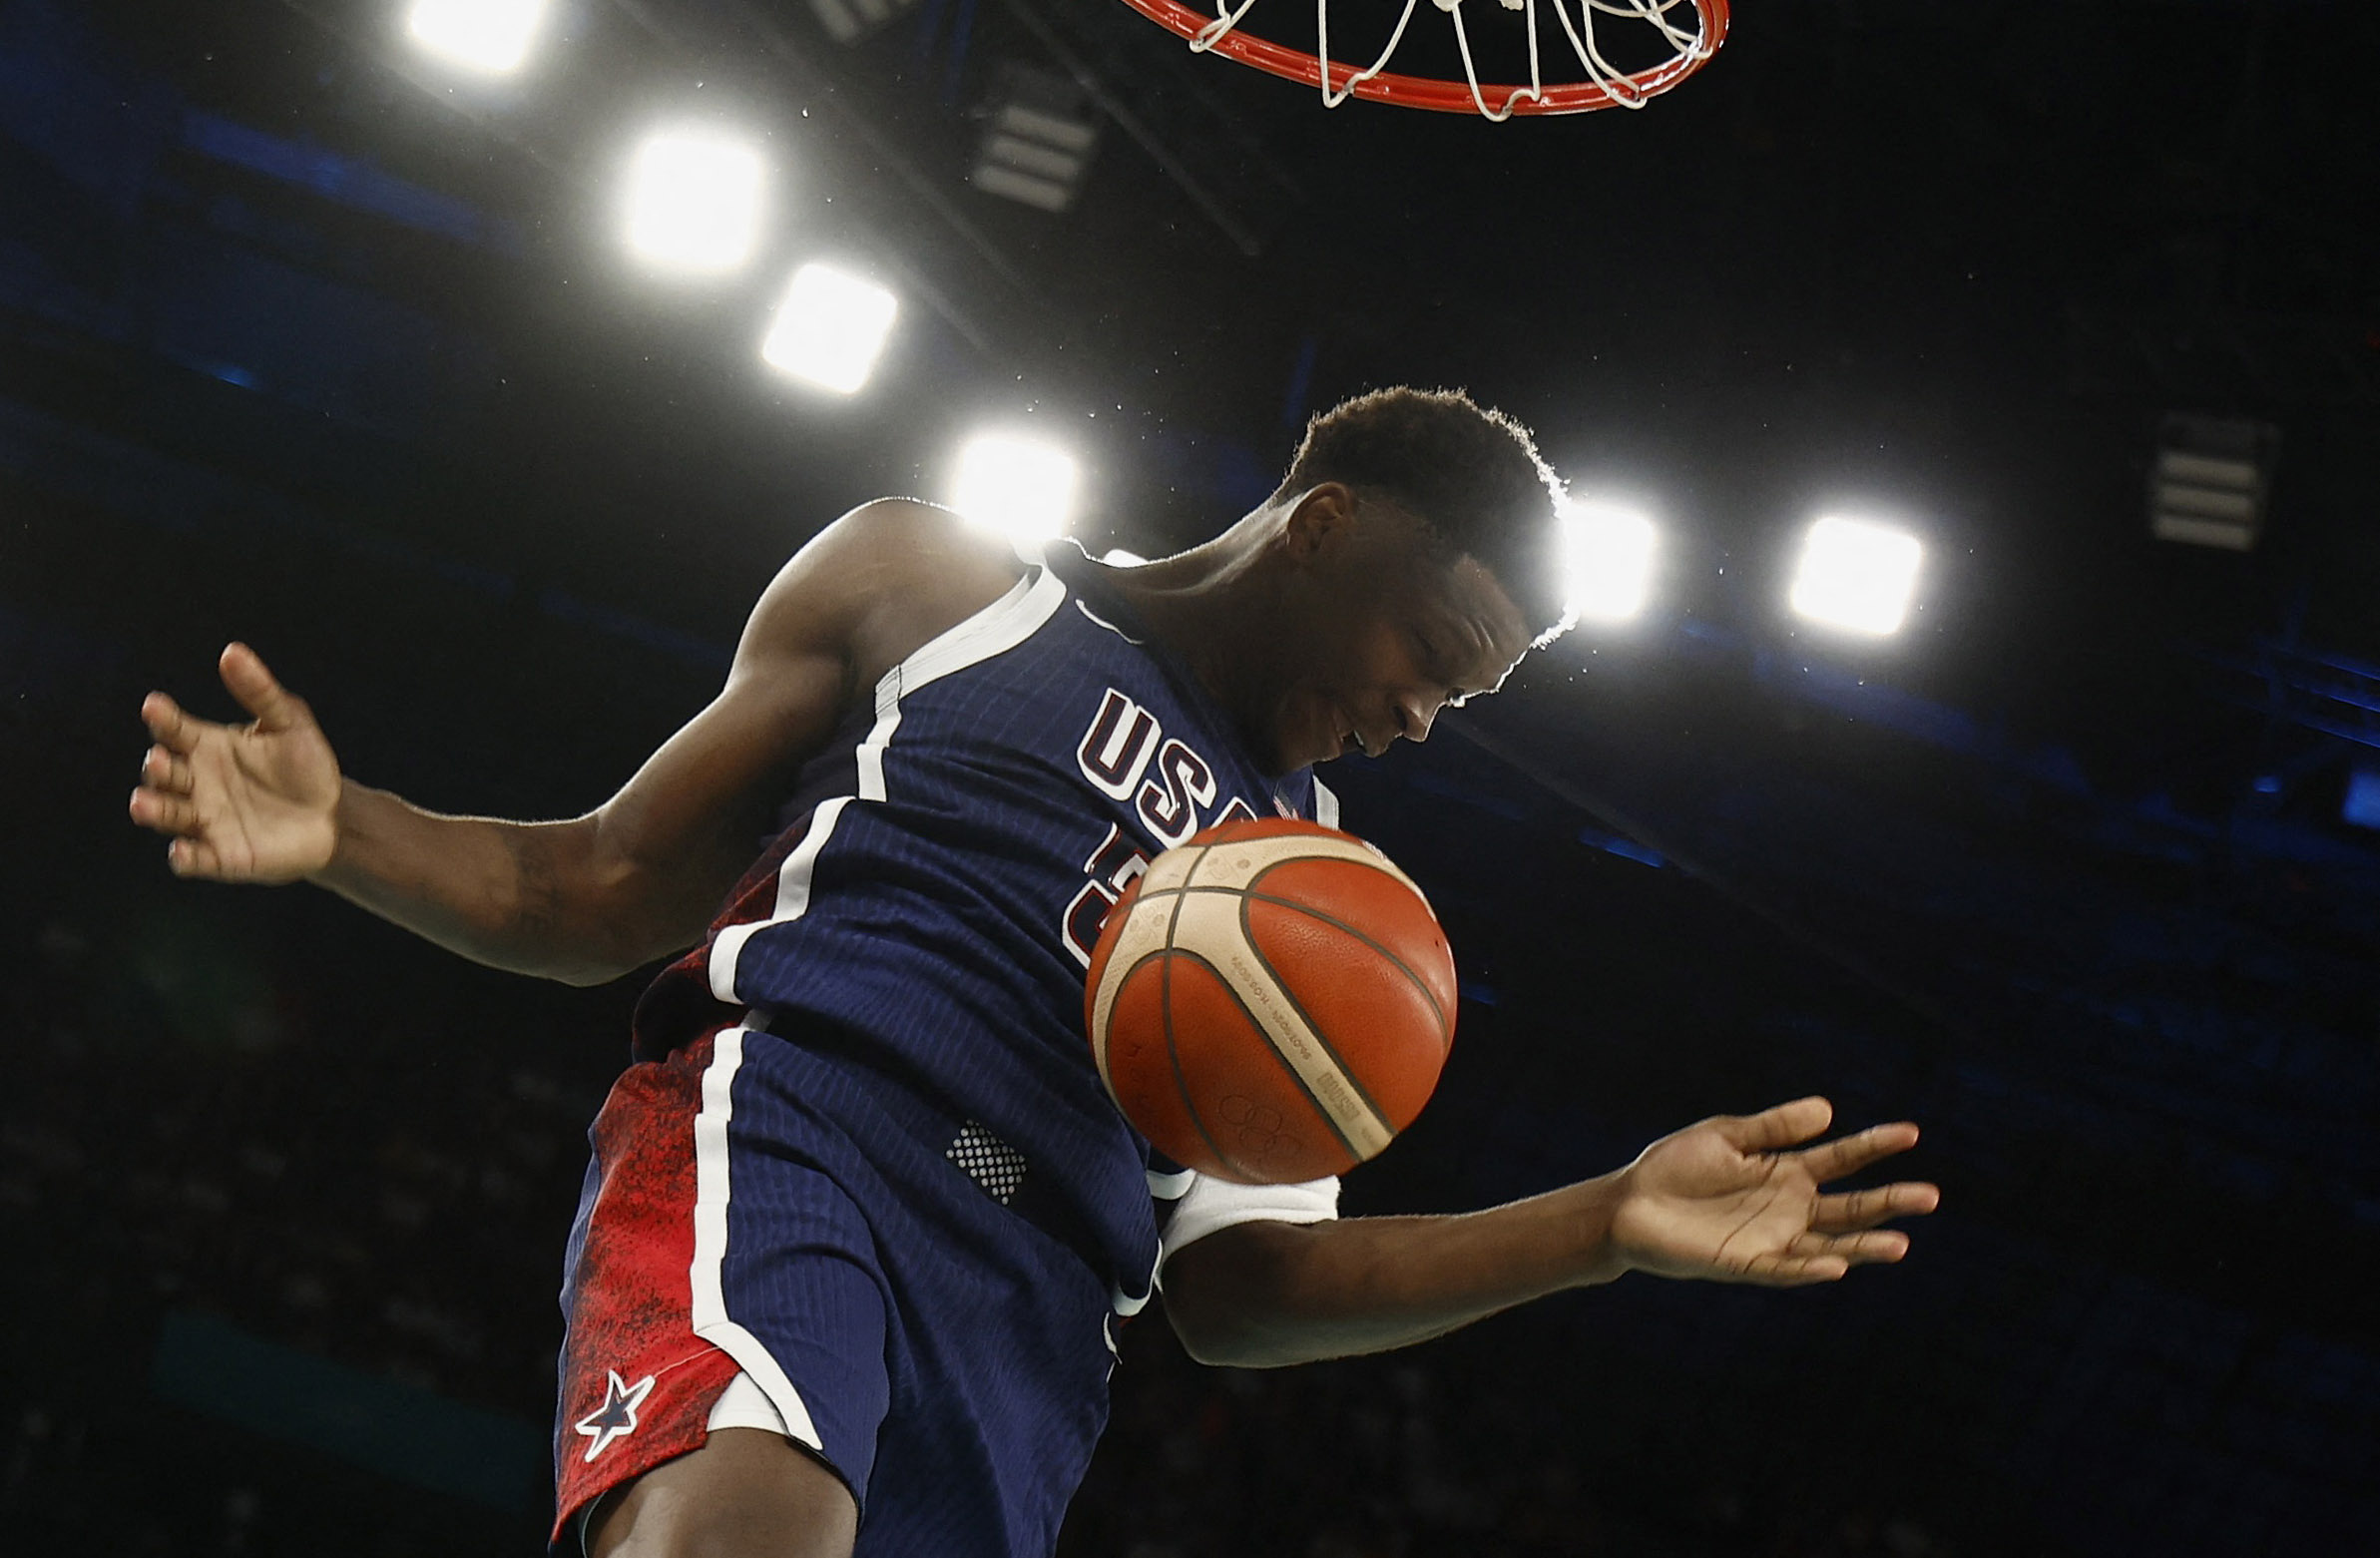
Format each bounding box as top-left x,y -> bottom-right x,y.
1083,817 -> 1458,1185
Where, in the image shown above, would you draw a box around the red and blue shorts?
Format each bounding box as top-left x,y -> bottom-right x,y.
552,1018 -> 1119,1556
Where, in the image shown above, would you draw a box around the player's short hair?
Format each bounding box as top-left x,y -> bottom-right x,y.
1279,386 -> 1570,643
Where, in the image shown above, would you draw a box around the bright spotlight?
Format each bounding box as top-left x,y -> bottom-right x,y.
1101,548 -> 1147,566
760,264 -> 898,395
406,0 -> 546,75
950,434 -> 1078,543
1789,515 -> 1923,636
624,132 -> 767,274
1561,499 -> 1658,625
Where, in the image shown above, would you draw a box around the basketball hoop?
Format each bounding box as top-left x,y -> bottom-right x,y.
1114,0 -> 1725,120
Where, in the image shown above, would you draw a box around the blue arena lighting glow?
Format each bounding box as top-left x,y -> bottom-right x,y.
1579,825 -> 1666,867
181,112 -> 516,251
2344,771 -> 2380,830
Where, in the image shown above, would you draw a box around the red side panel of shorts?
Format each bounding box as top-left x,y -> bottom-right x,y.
553,1028 -> 745,1546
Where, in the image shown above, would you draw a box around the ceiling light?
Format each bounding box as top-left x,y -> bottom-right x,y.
406,0 -> 547,75
1789,515 -> 1923,637
950,434 -> 1079,543
808,0 -> 925,44
971,65 -> 1099,214
761,265 -> 899,395
623,132 -> 767,275
2150,414 -> 2278,552
1560,499 -> 1658,624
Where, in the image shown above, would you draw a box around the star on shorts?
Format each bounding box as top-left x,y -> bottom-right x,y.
575,1369 -> 657,1462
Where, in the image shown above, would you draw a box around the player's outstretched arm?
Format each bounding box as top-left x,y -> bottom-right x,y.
1162,1097 -> 1939,1369
130,500 -> 1023,986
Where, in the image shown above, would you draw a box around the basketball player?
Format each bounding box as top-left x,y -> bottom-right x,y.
129,388 -> 1938,1558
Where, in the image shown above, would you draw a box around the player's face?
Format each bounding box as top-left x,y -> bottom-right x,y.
1262,509 -> 1538,774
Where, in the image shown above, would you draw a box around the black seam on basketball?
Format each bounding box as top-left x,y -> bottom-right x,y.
1170,946 -> 1361,1162
1229,891 -> 1396,1136
1094,943 -> 1167,1075
1159,845 -> 1246,1181
1104,947 -> 1171,1075
1236,886 -> 1452,1041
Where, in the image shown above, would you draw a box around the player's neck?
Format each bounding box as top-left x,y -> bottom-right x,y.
1103,520 -> 1279,730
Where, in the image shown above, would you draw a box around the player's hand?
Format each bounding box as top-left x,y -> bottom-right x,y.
130,643 -> 343,884
1609,1097 -> 1939,1287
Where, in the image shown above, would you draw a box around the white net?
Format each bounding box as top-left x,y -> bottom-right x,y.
1153,0 -> 1723,120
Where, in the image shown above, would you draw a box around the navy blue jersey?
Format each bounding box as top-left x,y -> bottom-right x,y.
629,538 -> 1338,1305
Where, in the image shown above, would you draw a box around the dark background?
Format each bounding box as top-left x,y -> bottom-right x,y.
3,0 -> 2377,1553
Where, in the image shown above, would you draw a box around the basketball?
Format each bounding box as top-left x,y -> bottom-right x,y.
1084,817 -> 1458,1184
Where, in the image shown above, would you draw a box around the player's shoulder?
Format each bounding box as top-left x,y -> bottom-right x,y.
832,496 -> 1034,645
747,497 -> 1036,691
810,496 -> 1023,585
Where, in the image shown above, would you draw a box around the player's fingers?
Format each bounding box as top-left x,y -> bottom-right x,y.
1810,1182 -> 1941,1232
129,786 -> 203,836
1739,1251 -> 1849,1287
167,835 -> 226,878
1787,1229 -> 1910,1266
1794,1122 -> 1922,1184
141,691 -> 207,754
219,642 -> 310,732
1716,1096 -> 1833,1154
141,744 -> 194,796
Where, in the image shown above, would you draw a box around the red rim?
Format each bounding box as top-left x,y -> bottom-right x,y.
1114,0 -> 1726,116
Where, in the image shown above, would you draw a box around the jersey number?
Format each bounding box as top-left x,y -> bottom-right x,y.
1061,823 -> 1151,969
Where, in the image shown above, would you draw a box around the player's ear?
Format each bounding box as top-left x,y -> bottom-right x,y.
1280,483 -> 1358,562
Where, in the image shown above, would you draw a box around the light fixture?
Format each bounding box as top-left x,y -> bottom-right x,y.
406,0 -> 547,75
2150,414 -> 2279,552
623,132 -> 767,275
1789,515 -> 1923,637
807,0 -> 925,44
1560,499 -> 1658,624
949,434 -> 1079,543
971,66 -> 1099,214
760,264 -> 899,395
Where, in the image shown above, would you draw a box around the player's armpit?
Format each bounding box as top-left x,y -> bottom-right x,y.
577,499 -> 1024,973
